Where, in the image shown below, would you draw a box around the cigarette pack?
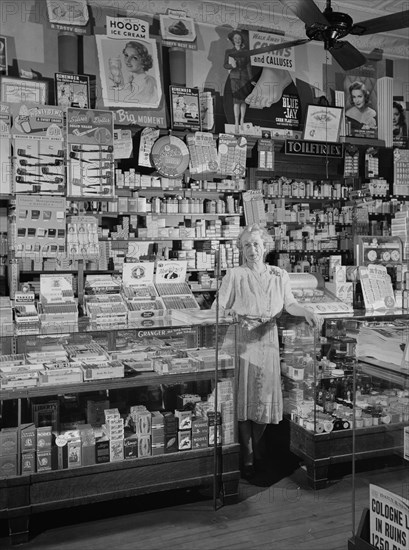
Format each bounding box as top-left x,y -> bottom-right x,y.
67,439 -> 81,468
95,437 -> 110,464
178,430 -> 192,451
138,435 -> 151,457
109,439 -> 124,462
175,410 -> 192,431
123,435 -> 138,460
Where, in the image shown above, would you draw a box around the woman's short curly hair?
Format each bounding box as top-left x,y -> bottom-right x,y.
236,223 -> 273,250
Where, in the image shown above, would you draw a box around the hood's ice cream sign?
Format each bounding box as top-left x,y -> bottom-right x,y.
249,30 -> 296,72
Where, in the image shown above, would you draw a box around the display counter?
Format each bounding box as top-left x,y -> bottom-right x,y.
280,310 -> 409,489
0,315 -> 240,544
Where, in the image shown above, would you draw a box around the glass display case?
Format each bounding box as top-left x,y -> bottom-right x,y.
280,312 -> 409,491
344,316 -> 409,550
0,315 -> 240,545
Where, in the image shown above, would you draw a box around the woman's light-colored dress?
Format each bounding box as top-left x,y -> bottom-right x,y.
216,264 -> 297,424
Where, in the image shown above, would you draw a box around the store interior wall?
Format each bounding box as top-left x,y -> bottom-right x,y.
1,0 -> 408,110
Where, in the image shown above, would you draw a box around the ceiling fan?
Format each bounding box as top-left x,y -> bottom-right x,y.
230,0 -> 409,71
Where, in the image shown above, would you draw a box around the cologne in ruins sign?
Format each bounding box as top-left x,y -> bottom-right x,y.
369,484 -> 409,550
285,139 -> 344,158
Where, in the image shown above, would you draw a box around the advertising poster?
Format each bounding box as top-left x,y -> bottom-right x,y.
96,17 -> 166,128
222,28 -> 302,135
159,10 -> 197,50
393,97 -> 408,148
170,86 -> 200,130
55,73 -> 90,109
335,61 -> 378,140
369,484 -> 409,550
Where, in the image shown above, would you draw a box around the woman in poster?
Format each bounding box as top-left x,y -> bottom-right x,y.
345,81 -> 377,130
122,41 -> 158,105
224,30 -> 256,134
393,101 -> 408,142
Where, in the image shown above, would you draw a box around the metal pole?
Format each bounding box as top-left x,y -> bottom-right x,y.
213,248 -> 221,510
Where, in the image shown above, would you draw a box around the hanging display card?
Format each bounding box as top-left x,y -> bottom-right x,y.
0,103 -> 11,194
66,107 -> 115,197
170,86 -> 200,130
159,10 -> 197,49
369,485 -> 409,550
14,194 -> 66,258
55,73 -> 90,109
138,127 -> 160,167
359,264 -> 397,310
393,149 -> 409,196
186,132 -> 219,175
10,103 -> 65,194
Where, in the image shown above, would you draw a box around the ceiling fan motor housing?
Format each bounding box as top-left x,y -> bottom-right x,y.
306,10 -> 354,46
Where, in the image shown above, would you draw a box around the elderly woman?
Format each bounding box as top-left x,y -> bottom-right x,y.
213,224 -> 318,482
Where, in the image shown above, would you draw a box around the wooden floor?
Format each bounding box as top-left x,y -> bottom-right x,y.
1,456 -> 407,550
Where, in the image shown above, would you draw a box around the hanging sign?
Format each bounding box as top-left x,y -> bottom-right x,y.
285,139 -> 344,158
151,135 -> 190,178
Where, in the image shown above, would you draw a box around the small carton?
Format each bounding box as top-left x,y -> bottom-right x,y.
0,454 -> 17,477
21,452 -> 36,475
67,439 -> 81,468
138,435 -> 151,457
0,427 -> 18,456
36,426 -> 52,451
20,423 -> 36,453
178,430 -> 192,451
175,410 -> 192,431
37,449 -> 52,472
95,437 -> 110,464
109,439 -> 124,462
123,435 -> 138,460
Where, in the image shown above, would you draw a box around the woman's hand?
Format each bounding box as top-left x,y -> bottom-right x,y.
304,309 -> 321,329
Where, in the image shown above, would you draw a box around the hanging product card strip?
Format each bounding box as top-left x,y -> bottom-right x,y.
10,103 -> 66,194
66,107 -> 115,197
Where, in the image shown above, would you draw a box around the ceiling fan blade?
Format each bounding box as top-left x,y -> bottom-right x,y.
230,38 -> 310,58
351,10 -> 409,36
328,41 -> 367,71
278,0 -> 329,27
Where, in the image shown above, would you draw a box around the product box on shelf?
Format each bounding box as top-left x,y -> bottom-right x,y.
37,449 -> 52,472
95,437 -> 110,463
20,423 -> 36,453
0,428 -> 18,456
13,291 -> 40,334
21,452 -> 36,475
36,426 -> 52,450
38,274 -> 78,327
81,360 -> 124,381
0,454 -> 18,477
123,433 -> 138,459
122,262 -> 166,320
154,261 -> 200,311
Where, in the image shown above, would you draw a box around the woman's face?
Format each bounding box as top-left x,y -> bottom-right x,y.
232,33 -> 243,47
242,232 -> 265,265
124,46 -> 144,73
351,89 -> 366,110
393,108 -> 400,126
